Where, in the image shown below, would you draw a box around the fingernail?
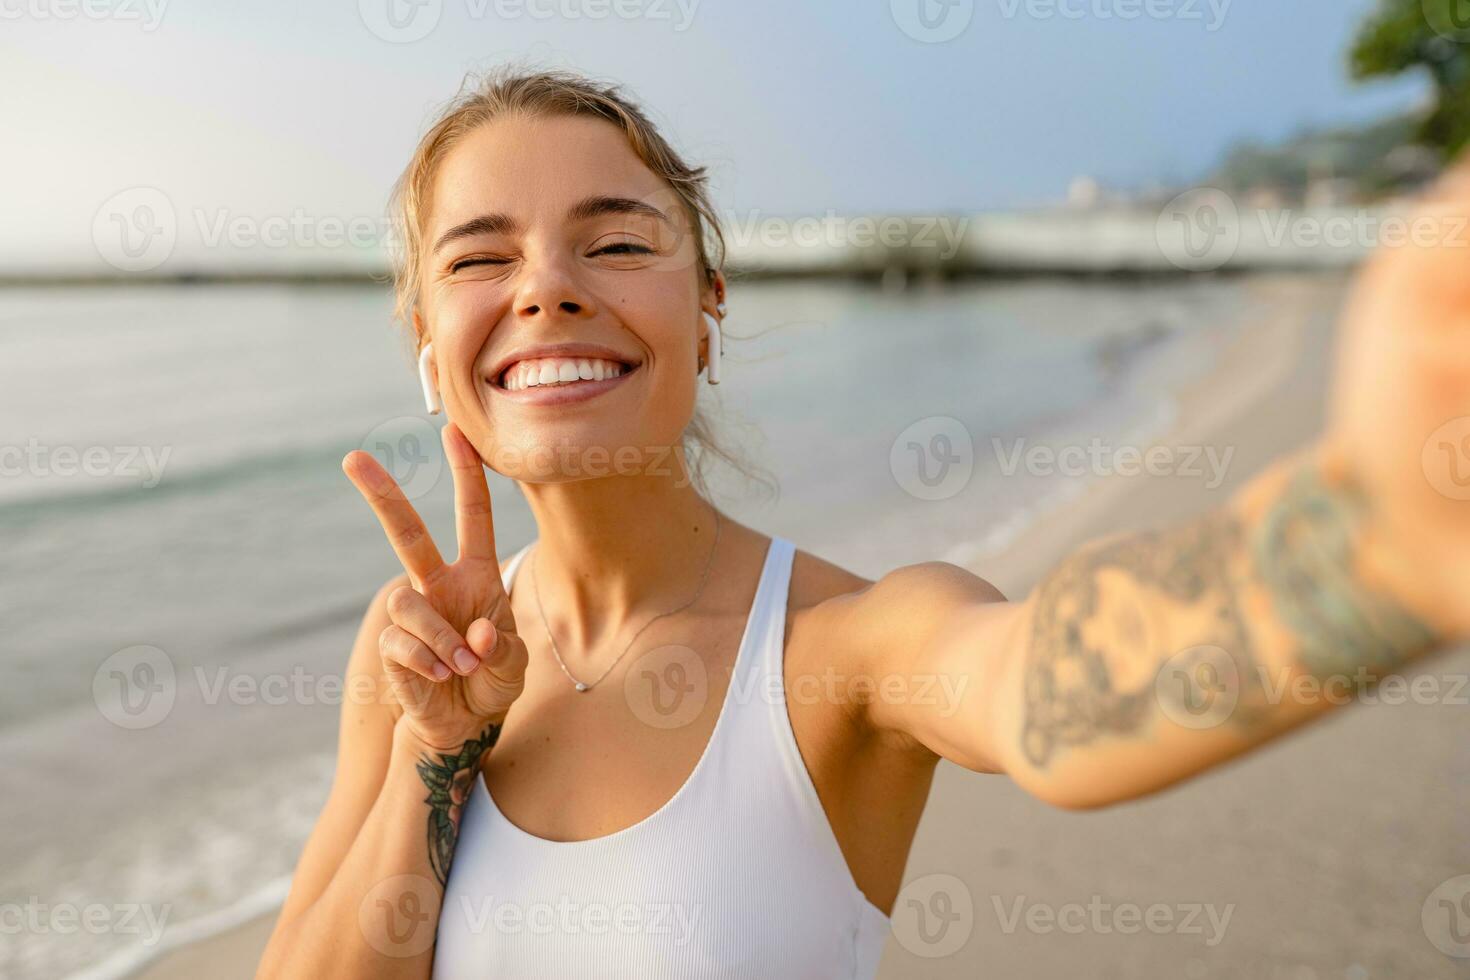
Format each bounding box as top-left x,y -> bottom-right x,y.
431,662 -> 451,681
453,647 -> 479,673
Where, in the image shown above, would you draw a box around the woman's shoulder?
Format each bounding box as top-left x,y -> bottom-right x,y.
785,544 -> 1007,704
787,544 -> 873,612
787,543 -> 1006,623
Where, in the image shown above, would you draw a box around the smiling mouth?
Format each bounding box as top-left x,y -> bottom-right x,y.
494,356 -> 639,392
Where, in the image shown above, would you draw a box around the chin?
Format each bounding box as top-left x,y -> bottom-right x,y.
481,427 -> 683,485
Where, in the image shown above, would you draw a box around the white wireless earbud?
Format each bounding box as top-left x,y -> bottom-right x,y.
701,312 -> 722,385
418,343 -> 442,415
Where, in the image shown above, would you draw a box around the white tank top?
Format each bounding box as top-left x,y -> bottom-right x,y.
432,535 -> 891,978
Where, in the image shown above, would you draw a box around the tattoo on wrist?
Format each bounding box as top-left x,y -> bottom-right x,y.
415,722 -> 502,887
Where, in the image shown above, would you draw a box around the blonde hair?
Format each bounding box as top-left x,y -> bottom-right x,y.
387,67 -> 770,500
388,67 -> 725,330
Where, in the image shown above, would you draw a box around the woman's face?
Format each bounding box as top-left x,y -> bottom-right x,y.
416,113 -> 717,483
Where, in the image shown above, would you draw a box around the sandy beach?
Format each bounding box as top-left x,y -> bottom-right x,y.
122,272 -> 1469,980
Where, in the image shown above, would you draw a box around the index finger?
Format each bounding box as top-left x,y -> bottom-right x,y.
343,449 -> 446,586
443,422 -> 497,563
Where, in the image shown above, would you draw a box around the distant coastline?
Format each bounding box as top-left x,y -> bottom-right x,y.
6,199 -> 1421,288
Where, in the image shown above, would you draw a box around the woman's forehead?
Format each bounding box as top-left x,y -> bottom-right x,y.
429,114 -> 669,229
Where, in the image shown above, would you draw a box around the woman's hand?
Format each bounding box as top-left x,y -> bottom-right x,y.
343,422 -> 529,752
1325,154 -> 1470,637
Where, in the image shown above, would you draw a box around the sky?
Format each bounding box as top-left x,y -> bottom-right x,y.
0,0 -> 1430,272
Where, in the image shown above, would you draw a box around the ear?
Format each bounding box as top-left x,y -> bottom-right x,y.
699,270 -> 727,319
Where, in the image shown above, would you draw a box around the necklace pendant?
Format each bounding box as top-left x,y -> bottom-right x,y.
574,681 -> 590,692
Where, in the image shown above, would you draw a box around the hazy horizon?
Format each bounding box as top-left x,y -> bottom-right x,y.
2,0 -> 1429,274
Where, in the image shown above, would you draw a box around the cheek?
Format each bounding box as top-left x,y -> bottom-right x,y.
607,272 -> 700,363
431,286 -> 505,376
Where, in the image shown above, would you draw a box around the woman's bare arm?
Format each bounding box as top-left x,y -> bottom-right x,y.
831,159 -> 1470,808
257,579 -> 504,978
258,424 -> 528,977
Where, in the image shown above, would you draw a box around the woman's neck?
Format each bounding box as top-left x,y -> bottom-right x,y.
517,458 -> 724,656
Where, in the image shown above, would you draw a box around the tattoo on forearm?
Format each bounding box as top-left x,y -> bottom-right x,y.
1019,460 -> 1437,770
416,723 -> 501,887
1020,511 -> 1258,768
1253,466 -> 1435,680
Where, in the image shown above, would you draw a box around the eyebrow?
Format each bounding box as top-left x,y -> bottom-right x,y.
432,196 -> 673,254
565,195 -> 672,226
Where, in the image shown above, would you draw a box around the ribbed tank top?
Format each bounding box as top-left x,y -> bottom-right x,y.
431,535 -> 891,978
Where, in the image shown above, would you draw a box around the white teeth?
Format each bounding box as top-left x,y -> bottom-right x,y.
500,357 -> 630,392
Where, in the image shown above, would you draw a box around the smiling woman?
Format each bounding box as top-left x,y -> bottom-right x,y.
254,67 -> 1470,980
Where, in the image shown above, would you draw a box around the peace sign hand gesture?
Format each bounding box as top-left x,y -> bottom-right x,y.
343,422 -> 529,752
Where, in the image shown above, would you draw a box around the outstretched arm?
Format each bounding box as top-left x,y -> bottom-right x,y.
837,159 -> 1470,809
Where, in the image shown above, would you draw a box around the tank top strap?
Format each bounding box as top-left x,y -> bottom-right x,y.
731,535 -> 796,698
501,540 -> 535,596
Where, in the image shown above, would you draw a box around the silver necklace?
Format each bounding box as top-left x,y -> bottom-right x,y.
529,509 -> 723,693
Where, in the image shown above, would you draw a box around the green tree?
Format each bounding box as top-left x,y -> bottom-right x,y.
1352,0 -> 1470,157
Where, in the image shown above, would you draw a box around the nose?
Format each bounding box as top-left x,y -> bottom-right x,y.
512,251 -> 596,321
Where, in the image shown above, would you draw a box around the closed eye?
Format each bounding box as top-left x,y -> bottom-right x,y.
590,241 -> 655,257
449,256 -> 511,273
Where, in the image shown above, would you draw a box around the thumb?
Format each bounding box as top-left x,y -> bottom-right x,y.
467,618 -> 528,684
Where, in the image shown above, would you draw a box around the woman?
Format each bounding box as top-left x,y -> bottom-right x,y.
258,69 -> 1469,978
